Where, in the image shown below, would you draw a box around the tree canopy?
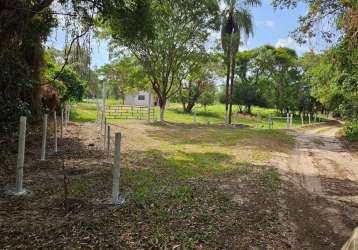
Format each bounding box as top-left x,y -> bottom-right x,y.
100,0 -> 220,121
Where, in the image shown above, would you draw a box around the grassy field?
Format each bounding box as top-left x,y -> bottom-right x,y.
3,96 -> 308,248
70,99 -> 322,129
68,121 -> 294,248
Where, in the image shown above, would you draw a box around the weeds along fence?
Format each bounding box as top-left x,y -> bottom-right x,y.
7,103 -> 125,205
6,104 -> 70,195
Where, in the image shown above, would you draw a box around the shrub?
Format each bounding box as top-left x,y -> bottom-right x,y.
343,120 -> 358,142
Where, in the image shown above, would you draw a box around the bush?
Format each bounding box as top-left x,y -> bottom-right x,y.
343,120 -> 358,142
45,62 -> 85,102
0,98 -> 31,135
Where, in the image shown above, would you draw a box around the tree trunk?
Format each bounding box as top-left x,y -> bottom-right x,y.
185,102 -> 195,113
225,51 -> 231,123
182,102 -> 186,112
160,107 -> 165,122
225,64 -> 230,113
228,55 -> 235,124
158,98 -> 166,122
238,105 -> 243,113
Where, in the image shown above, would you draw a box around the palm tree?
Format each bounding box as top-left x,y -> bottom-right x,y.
221,0 -> 261,124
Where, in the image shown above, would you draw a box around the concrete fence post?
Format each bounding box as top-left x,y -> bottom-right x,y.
268,115 -> 272,129
112,132 -> 124,204
54,111 -> 57,153
148,91 -> 152,122
64,105 -> 68,127
16,116 -> 27,193
96,102 -> 99,124
308,113 -> 311,124
60,109 -> 63,139
290,113 -> 293,128
286,113 -> 290,129
41,114 -> 48,161
256,113 -> 261,122
301,113 -> 304,126
102,81 -> 106,131
314,113 -> 317,123
67,106 -> 70,123
107,125 -> 111,157
103,118 -> 107,150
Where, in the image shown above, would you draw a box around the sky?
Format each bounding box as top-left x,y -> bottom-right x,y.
47,0 -> 316,69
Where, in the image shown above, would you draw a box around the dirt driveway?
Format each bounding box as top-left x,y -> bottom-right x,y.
273,121 -> 358,249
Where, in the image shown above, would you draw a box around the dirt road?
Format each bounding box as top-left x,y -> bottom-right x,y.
274,122 -> 358,248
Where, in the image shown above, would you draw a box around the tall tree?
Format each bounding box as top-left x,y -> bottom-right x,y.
273,0 -> 357,47
221,0 -> 260,124
177,52 -> 215,113
101,0 -> 220,121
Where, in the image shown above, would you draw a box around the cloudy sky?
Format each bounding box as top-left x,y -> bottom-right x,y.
47,0 -> 320,68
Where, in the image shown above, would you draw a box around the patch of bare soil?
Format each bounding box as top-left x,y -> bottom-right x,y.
272,122 -> 358,249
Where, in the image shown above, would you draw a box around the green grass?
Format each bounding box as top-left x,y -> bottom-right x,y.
71,99 -> 322,129
116,123 -> 294,203
62,106 -> 295,248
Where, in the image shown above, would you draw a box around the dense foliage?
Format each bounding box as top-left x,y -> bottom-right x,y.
0,0 -> 56,133
176,53 -> 217,113
101,0 -> 220,121
218,45 -> 315,115
0,0 -> 151,133
344,120 -> 358,142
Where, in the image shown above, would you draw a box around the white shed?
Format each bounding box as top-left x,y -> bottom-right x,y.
124,91 -> 155,107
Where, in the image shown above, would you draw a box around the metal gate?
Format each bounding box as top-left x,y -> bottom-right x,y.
105,105 -> 155,120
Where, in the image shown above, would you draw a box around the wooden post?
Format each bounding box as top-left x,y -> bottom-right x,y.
54,111 -> 57,153
16,116 -> 27,193
107,125 -> 111,157
60,109 -> 63,139
41,114 -> 48,161
112,132 -> 122,204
